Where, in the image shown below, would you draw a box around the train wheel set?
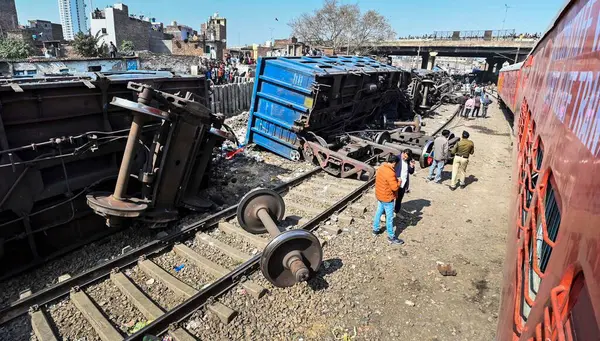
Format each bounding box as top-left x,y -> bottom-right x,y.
0,56 -> 464,340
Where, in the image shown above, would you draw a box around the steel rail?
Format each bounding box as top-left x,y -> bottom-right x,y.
0,167 -> 321,325
0,104 -> 460,332
127,170 -> 375,340
128,106 -> 462,340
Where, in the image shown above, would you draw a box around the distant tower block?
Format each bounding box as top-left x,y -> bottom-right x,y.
58,0 -> 88,40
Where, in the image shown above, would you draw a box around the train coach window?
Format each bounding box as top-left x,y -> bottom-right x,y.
531,139 -> 543,190
523,171 -> 558,321
535,139 -> 544,172
540,180 -> 561,273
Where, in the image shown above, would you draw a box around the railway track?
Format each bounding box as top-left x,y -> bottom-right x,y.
0,105 -> 460,341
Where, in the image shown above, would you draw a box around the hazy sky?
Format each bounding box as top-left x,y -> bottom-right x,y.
15,0 -> 565,46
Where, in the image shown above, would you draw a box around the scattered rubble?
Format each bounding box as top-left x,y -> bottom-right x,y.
436,262 -> 458,276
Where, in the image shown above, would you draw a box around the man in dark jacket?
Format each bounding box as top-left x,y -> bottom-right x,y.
427,130 -> 450,183
473,96 -> 481,117
394,149 -> 415,218
482,95 -> 493,118
109,42 -> 117,58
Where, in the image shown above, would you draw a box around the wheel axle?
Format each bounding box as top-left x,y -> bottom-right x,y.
236,188 -> 323,288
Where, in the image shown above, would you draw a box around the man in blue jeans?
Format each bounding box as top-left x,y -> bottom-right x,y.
372,154 -> 404,245
427,129 -> 450,183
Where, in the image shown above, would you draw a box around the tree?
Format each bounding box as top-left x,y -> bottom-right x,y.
0,38 -> 32,59
289,0 -> 395,54
120,40 -> 135,55
72,31 -> 106,57
350,10 -> 396,55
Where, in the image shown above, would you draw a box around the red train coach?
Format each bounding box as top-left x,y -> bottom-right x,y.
496,0 -> 600,340
497,61 -> 524,113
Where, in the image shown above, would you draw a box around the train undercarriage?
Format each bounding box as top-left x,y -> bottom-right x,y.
0,72 -> 231,278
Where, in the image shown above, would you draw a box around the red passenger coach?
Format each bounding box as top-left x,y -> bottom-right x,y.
496,0 -> 600,340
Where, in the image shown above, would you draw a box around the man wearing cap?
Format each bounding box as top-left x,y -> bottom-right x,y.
450,131 -> 475,190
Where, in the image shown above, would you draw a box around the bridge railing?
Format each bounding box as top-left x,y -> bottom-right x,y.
398,29 -> 540,41
435,29 -> 516,40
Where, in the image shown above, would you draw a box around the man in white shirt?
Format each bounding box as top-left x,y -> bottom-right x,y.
464,95 -> 475,118
394,149 -> 415,218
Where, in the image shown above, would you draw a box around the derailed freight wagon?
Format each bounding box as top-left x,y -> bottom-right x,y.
0,71 -> 225,277
245,56 -> 455,179
245,56 -> 416,179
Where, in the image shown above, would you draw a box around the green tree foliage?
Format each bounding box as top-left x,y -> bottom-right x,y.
72,32 -> 107,57
0,38 -> 32,59
120,40 -> 135,53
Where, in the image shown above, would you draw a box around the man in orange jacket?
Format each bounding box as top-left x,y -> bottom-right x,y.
373,154 -> 405,245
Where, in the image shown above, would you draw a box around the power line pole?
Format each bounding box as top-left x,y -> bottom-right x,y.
501,4 -> 511,31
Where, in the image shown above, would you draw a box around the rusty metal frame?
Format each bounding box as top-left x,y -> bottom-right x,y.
0,167 -> 321,326
305,140 -> 375,179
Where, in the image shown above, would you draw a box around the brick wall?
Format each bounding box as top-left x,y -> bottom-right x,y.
112,9 -> 152,50
5,30 -> 32,43
0,0 -> 18,33
149,29 -> 171,53
138,52 -> 201,74
51,23 -> 64,41
171,40 -> 205,56
28,21 -> 52,41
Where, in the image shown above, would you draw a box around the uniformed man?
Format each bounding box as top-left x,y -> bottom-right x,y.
450,131 -> 475,190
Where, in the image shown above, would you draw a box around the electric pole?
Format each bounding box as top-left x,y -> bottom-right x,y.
502,4 -> 511,31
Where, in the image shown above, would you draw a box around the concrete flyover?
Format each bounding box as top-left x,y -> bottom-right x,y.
372,38 -> 536,69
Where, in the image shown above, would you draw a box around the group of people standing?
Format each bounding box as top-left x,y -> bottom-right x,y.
425,129 -> 475,189
372,128 -> 476,245
203,59 -> 243,85
457,81 -> 494,118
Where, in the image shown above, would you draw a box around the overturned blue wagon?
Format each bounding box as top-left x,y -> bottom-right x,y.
245,56 -> 412,179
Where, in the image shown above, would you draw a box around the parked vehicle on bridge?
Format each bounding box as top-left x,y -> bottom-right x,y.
496,0 -> 600,339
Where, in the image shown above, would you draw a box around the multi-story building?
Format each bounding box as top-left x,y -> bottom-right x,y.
91,3 -> 165,52
28,20 -> 64,41
58,0 -> 87,40
200,13 -> 227,59
0,0 -> 19,34
165,21 -> 197,41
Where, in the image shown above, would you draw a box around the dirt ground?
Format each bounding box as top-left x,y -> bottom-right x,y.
177,103 -> 514,341
0,103 -> 513,341
288,102 -> 513,341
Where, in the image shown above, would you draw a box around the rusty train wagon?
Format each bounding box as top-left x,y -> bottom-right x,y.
496,0 -> 600,339
0,72 -> 216,278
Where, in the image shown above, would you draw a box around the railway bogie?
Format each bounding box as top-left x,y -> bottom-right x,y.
0,72 -> 219,278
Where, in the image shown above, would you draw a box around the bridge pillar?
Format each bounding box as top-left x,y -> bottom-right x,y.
426,51 -> 438,70
494,60 -> 504,72
486,58 -> 494,72
481,57 -> 495,83
420,52 -> 429,69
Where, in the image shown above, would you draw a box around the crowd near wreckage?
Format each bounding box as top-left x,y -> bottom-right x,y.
0,55 -> 461,284
246,56 -> 461,180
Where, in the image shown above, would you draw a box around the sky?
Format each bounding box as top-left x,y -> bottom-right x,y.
15,0 -> 565,46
